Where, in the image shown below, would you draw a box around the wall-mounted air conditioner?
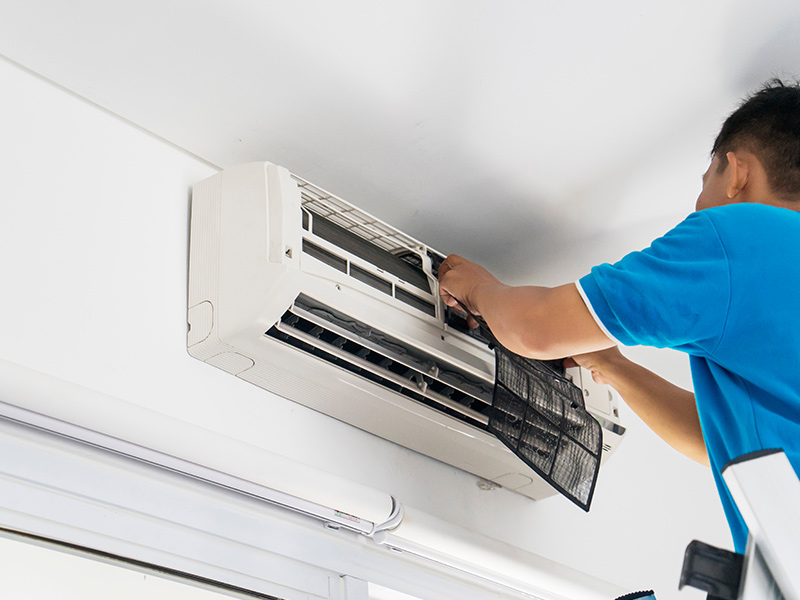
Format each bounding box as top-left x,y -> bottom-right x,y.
187,162 -> 626,501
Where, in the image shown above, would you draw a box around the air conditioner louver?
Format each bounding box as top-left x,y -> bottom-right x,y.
266,294 -> 493,430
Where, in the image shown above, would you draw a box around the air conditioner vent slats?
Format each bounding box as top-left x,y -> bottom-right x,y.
267,325 -> 490,430
265,296 -> 495,430
292,295 -> 492,395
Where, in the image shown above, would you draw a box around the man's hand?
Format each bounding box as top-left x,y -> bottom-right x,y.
563,346 -> 628,386
438,254 -> 503,326
565,347 -> 709,466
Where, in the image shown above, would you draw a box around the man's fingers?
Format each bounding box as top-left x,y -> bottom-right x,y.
437,254 -> 462,307
437,260 -> 452,279
441,294 -> 458,307
438,254 -> 463,273
437,254 -> 488,322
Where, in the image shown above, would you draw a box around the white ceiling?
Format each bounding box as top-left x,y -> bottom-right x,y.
2,0 -> 800,283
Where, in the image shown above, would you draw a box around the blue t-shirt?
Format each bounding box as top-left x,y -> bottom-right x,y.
578,203 -> 800,553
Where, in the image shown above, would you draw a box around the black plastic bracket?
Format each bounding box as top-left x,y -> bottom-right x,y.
679,540 -> 744,600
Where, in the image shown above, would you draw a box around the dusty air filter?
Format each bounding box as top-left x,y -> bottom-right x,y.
461,303 -> 602,511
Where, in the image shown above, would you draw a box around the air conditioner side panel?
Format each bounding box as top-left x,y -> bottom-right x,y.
188,162 -> 302,363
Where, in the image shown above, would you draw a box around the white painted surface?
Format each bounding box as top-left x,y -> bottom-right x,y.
3,0 -> 792,595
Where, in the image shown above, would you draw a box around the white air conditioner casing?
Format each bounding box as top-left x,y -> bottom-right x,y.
187,162 -> 625,501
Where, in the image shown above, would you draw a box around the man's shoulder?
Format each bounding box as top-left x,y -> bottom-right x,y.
700,203 -> 800,228
682,204 -> 800,246
697,204 -> 800,268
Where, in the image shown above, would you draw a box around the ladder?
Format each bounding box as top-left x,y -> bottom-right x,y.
679,449 -> 800,600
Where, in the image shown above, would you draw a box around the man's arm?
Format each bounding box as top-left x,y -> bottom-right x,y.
567,347 -> 709,466
438,254 -> 615,359
438,254 -> 709,466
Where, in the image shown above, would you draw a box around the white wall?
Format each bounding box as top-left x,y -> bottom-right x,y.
0,55 -> 731,599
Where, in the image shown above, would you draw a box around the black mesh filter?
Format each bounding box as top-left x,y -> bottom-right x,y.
455,301 -> 602,511
489,347 -> 602,511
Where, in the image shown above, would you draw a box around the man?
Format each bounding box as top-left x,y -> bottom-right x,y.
438,80 -> 800,554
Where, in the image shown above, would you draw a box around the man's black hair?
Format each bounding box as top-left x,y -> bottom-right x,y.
713,79 -> 800,200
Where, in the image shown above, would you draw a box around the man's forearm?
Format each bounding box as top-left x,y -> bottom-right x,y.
573,349 -> 709,466
438,255 -> 614,359
469,282 -> 614,359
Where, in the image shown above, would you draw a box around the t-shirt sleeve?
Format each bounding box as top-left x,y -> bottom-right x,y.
577,211 -> 731,354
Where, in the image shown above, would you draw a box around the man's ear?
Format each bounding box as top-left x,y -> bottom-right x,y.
725,151 -> 749,198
